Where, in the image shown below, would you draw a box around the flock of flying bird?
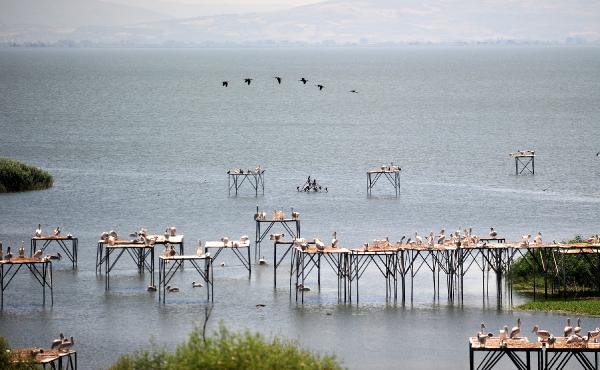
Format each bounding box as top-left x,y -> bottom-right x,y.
221,76 -> 358,93
477,318 -> 600,347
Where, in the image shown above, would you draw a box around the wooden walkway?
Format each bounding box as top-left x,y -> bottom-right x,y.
287,239 -> 600,303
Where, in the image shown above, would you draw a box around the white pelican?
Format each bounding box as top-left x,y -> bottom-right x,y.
588,328 -> 600,343
315,238 -> 325,251
147,285 -> 157,292
564,318 -> 573,337
192,281 -> 203,288
331,232 -> 338,248
532,325 -> 551,342
51,333 -> 64,349
415,232 -> 423,245
535,232 -> 543,246
167,286 -> 179,293
566,334 -> 584,344
574,318 -> 582,336
437,229 -> 445,244
499,325 -> 509,345
510,318 -> 521,339
269,233 -> 284,241
521,234 -> 531,247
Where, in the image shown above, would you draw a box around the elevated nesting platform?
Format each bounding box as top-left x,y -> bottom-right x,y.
510,150 -> 536,175
228,167 -> 265,196
367,164 -> 401,196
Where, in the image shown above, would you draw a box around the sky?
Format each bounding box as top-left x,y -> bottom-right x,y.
107,0 -> 319,17
1,0 -> 599,44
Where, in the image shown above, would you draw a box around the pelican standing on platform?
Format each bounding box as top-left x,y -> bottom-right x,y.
510,318 -> 521,339
331,232 -> 338,248
489,227 -> 498,238
35,224 -> 42,237
532,325 -> 552,343
564,318 -> 573,337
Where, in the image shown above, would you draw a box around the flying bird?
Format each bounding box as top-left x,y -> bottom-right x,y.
244,78 -> 253,85
274,76 -> 282,84
349,90 -> 358,93
299,78 -> 308,84
222,81 -> 228,87
316,84 -> 325,91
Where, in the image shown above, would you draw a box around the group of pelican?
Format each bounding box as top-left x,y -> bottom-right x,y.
50,333 -> 75,352
477,318 -> 600,348
221,76 -> 358,93
0,239 -> 57,261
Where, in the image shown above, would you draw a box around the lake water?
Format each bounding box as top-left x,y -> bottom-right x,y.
1,47 -> 600,369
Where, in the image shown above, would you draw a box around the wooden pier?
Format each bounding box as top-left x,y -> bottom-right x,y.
31,235 -> 78,269
367,164 -> 401,196
254,208 -> 301,261
228,167 -> 265,196
0,257 -> 53,309
469,336 -> 600,370
10,347 -> 77,369
158,254 -> 213,303
283,236 -> 600,304
205,237 -> 251,277
511,150 -> 536,175
104,243 -> 154,291
96,234 -> 184,273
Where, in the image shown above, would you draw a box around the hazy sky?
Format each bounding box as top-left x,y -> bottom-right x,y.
108,0 -> 318,17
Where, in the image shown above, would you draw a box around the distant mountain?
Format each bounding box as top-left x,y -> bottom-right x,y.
0,0 -> 169,28
2,0 -> 600,45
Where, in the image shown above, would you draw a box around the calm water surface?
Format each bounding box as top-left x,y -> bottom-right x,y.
1,47 -> 600,369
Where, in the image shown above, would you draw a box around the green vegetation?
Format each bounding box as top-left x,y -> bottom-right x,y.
0,158 -> 53,193
0,337 -> 36,370
110,325 -> 343,370
512,235 -> 600,315
518,298 -> 600,316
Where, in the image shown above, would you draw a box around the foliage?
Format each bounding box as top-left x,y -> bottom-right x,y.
517,298 -> 600,316
0,337 -> 37,370
510,235 -> 599,296
110,324 -> 343,370
0,158 -> 53,193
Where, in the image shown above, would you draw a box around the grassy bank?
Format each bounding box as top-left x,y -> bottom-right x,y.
517,298 -> 600,316
110,324 -> 343,370
0,158 -> 53,193
512,235 -> 600,316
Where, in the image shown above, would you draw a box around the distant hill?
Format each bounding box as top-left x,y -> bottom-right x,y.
1,0 -> 600,45
0,0 -> 169,28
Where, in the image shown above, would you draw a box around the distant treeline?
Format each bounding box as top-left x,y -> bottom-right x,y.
0,158 -> 53,193
1,38 -> 597,49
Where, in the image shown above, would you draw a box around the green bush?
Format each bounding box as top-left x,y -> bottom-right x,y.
110,325 -> 343,370
0,337 -> 37,370
511,235 -> 599,296
0,158 -> 53,193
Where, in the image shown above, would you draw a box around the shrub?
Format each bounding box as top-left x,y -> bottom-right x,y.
0,158 -> 53,193
0,337 -> 37,370
110,325 -> 343,370
511,235 -> 600,296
